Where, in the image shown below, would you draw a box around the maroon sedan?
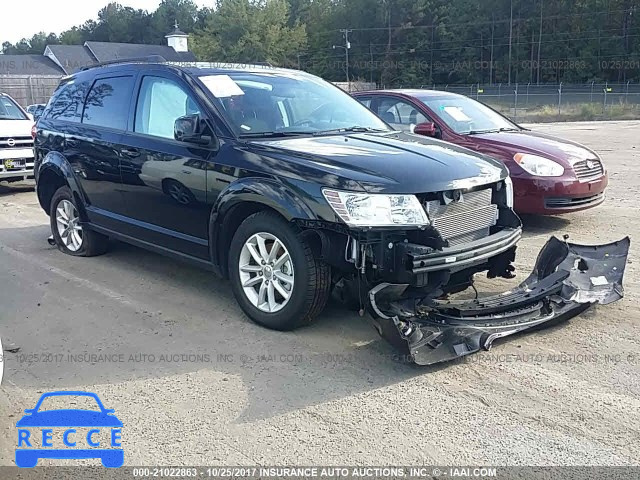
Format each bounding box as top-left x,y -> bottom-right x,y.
353,90 -> 608,215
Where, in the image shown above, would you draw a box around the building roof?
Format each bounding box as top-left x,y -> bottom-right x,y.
166,27 -> 188,37
45,45 -> 97,73
2,37 -> 196,76
0,55 -> 65,75
84,41 -> 195,64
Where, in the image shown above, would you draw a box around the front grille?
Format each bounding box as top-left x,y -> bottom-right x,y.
545,192 -> 605,209
0,136 -> 34,150
424,188 -> 498,244
573,159 -> 604,182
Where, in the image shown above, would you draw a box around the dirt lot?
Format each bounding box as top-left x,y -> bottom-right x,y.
0,121 -> 639,467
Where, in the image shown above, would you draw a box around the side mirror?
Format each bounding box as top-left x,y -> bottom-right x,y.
413,122 -> 437,137
174,114 -> 213,146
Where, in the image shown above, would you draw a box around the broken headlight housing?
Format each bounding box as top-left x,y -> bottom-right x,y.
323,189 -> 429,227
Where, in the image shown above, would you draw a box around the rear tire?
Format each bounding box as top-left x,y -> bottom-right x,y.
49,186 -> 109,257
229,211 -> 331,331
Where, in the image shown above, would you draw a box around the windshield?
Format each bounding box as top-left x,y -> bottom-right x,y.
198,71 -> 389,137
0,96 -> 28,120
416,95 -> 519,135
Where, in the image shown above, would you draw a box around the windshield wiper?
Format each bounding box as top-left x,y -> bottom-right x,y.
239,131 -> 312,138
466,129 -> 500,135
467,127 -> 520,135
312,126 -> 388,136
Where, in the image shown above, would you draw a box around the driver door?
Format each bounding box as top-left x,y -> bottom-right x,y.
115,72 -> 214,259
372,96 -> 434,135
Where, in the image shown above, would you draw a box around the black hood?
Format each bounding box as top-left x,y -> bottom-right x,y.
250,132 -> 508,194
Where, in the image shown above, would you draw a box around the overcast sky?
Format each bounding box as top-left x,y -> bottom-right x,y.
2,0 -> 212,44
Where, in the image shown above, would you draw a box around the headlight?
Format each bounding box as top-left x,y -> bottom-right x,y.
322,189 -> 429,227
504,177 -> 514,208
514,153 -> 564,177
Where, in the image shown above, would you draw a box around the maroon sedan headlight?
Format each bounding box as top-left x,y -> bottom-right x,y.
514,153 -> 564,177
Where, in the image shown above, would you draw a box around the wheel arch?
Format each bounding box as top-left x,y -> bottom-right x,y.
209,177 -> 318,278
36,152 -> 85,218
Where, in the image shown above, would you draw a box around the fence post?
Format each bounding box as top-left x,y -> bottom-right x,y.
626,80 -> 630,105
514,83 -> 518,122
526,82 -> 530,107
558,82 -> 562,118
603,82 -> 608,114
27,76 -> 35,105
590,80 -> 594,103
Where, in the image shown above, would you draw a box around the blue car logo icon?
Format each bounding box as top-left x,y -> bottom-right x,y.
16,391 -> 123,468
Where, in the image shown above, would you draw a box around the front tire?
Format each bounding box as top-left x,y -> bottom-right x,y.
229,211 -> 331,331
49,186 -> 109,257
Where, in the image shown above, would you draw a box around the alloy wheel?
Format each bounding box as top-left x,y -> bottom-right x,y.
55,199 -> 83,252
238,232 -> 294,313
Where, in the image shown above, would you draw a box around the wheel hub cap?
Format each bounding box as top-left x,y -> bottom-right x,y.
238,232 -> 294,313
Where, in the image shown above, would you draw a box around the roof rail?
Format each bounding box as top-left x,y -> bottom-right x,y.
81,55 -> 168,71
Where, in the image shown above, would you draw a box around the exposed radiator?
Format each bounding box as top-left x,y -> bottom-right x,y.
424,188 -> 498,245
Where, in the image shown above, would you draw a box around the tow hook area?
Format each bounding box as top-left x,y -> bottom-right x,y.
369,236 -> 630,365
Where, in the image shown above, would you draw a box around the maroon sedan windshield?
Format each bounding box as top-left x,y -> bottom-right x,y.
417,95 -> 519,135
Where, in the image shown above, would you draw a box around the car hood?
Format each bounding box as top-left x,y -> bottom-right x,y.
0,119 -> 33,137
16,410 -> 123,427
469,130 -> 599,166
251,132 -> 507,194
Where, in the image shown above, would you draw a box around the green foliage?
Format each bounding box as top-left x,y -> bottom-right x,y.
191,0 -> 307,66
1,0 -> 639,85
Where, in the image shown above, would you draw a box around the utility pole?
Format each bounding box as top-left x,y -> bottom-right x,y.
334,29 -> 352,90
508,0 -> 513,85
490,15 -> 495,85
537,0 -> 543,84
369,42 -> 374,83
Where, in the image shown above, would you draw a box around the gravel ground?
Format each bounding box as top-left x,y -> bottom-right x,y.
0,121 -> 638,468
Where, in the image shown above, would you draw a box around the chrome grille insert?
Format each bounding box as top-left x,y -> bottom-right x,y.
425,188 -> 498,243
0,136 -> 34,150
573,159 -> 604,182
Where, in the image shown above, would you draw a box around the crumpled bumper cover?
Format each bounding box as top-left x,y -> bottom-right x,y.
369,236 -> 630,366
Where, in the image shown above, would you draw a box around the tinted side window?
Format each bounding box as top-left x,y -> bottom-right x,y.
82,76 -> 135,131
43,80 -> 91,122
134,76 -> 201,140
356,96 -> 372,108
377,97 -> 429,131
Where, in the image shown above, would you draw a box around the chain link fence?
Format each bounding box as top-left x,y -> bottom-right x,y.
412,82 -> 640,122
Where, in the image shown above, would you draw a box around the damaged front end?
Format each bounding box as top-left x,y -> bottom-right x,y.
369,236 -> 630,365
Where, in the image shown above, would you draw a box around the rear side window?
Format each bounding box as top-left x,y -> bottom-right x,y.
82,76 -> 135,131
42,80 -> 91,122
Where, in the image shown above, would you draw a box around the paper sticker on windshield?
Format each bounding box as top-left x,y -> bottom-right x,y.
200,75 -> 245,98
442,106 -> 471,122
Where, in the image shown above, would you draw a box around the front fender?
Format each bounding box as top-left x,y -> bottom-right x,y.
209,177 -> 319,274
213,177 -> 317,223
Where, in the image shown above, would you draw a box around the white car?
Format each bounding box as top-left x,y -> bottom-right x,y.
0,93 -> 35,183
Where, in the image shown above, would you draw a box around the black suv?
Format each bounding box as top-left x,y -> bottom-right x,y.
34,62 -> 628,365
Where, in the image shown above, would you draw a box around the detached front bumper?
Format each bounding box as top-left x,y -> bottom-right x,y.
369,236 -> 630,365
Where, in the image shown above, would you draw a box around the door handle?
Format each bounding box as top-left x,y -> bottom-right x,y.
181,170 -> 192,174
121,148 -> 140,158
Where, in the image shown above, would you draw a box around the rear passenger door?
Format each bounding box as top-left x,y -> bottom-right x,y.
63,74 -> 136,219
115,72 -> 214,260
